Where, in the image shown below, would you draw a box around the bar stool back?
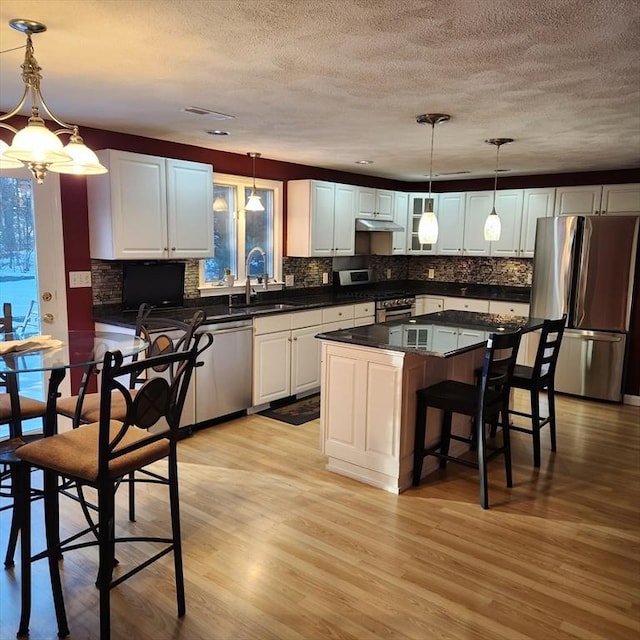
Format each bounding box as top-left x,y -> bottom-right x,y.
413,329 -> 522,509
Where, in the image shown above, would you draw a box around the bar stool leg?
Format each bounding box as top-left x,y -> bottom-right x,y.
530,387 -> 541,467
412,395 -> 428,486
547,384 -> 557,452
17,463 -> 30,638
439,411 -> 452,469
476,410 -> 489,510
501,404 -> 513,488
4,467 -> 20,568
44,468 -> 69,638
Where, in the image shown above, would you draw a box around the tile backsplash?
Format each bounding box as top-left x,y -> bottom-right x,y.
92,255 -> 532,305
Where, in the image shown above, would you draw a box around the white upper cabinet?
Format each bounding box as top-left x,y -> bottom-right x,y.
357,187 -> 394,219
392,191 -> 409,254
287,180 -> 355,257
489,190 -> 524,257
435,192 -> 465,255
555,186 -> 602,216
600,184 -> 640,215
520,188 -> 555,257
407,194 -> 438,255
555,184 -> 640,216
463,191 -> 492,256
87,150 -> 213,260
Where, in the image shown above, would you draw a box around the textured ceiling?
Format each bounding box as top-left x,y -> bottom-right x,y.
0,0 -> 639,181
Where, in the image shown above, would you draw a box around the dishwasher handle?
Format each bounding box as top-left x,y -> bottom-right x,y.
203,325 -> 253,337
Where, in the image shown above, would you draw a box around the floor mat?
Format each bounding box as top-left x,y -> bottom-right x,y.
258,394 -> 320,426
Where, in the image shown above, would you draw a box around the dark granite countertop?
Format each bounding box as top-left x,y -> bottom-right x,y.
315,310 -> 545,358
93,281 -> 531,329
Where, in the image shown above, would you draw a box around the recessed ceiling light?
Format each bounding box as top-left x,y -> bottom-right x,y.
183,106 -> 235,120
355,160 -> 373,165
207,130 -> 229,136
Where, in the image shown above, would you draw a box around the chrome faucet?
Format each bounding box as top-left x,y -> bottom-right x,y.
245,246 -> 268,304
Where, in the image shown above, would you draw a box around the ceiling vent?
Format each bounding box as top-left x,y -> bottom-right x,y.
182,107 -> 235,120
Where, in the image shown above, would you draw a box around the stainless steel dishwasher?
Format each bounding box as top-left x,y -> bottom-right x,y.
195,319 -> 253,422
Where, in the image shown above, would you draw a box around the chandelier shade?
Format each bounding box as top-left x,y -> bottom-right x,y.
0,139 -> 23,169
483,138 -> 513,242
0,18 -> 107,183
245,152 -> 265,212
416,113 -> 450,245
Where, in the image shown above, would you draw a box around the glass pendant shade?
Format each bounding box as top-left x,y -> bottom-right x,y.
484,208 -> 502,241
418,207 -> 439,244
213,196 -> 229,211
3,117 -> 71,165
245,191 -> 265,212
0,140 -> 23,168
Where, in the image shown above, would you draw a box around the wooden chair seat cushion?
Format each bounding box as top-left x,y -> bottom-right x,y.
56,391 -> 135,423
17,421 -> 169,483
0,393 -> 46,420
418,380 -> 502,417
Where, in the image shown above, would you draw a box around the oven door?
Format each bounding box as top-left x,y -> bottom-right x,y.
376,305 -> 415,323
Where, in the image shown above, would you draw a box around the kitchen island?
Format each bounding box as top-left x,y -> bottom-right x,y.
316,311 -> 545,493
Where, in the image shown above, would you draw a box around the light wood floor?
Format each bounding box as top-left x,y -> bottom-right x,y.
1,391 -> 639,640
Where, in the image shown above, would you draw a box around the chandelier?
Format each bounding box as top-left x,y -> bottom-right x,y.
416,113 -> 450,244
0,19 -> 107,184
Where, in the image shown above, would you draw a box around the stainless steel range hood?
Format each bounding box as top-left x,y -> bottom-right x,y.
355,218 -> 404,232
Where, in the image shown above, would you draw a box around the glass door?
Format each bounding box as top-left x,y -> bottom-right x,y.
0,168 -> 69,434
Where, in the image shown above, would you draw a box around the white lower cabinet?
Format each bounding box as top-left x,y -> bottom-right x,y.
321,343 -> 404,481
353,302 -> 375,327
488,300 -> 533,365
252,309 -> 323,405
429,325 -> 486,352
443,296 -> 490,313
415,295 -> 443,316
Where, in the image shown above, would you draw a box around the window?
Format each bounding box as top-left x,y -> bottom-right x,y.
200,173 -> 283,290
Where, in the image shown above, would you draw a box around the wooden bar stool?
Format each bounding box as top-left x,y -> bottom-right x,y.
506,316 -> 566,467
413,330 -> 522,509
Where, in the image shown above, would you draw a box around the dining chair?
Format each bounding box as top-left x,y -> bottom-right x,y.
412,329 -> 522,509
54,306 -> 209,521
504,316 -> 566,467
0,302 -> 47,568
16,330 -> 211,639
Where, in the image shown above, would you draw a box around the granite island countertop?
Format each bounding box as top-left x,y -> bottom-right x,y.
316,310 -> 545,358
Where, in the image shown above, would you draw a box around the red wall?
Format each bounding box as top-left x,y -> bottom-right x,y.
4,120 -> 639,396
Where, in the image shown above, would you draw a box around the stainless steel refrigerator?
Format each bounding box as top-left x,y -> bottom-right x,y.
530,215 -> 639,401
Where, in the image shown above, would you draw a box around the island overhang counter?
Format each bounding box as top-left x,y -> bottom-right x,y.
316,311 -> 545,493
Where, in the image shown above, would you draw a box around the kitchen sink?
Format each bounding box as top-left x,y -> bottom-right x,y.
231,303 -> 300,313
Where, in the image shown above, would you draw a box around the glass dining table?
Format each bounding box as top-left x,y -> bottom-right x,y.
0,329 -> 148,637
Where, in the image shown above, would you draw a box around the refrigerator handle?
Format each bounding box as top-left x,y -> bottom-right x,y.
574,221 -> 591,326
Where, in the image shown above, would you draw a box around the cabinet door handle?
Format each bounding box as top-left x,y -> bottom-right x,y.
171,246 -> 176,251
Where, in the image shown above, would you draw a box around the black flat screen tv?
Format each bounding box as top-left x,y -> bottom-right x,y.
122,262 -> 185,311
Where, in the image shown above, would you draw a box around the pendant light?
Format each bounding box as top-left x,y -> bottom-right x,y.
0,19 -> 107,183
483,138 -> 514,241
245,152 -> 265,212
416,114 -> 450,244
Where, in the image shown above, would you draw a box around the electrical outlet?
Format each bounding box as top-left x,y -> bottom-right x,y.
386,268 -> 392,279
322,272 -> 329,285
428,268 -> 435,280
526,272 -> 533,285
285,274 -> 294,287
69,270 -> 92,288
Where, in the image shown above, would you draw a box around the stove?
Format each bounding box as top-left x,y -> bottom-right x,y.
333,269 -> 416,322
